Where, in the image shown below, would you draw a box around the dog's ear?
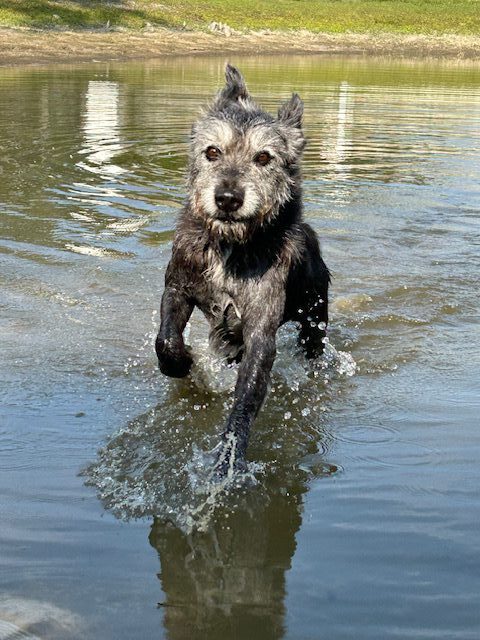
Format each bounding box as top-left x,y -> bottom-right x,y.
278,93 -> 306,160
218,64 -> 249,102
278,93 -> 304,128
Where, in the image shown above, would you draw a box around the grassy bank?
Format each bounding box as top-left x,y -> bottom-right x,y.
1,0 -> 479,35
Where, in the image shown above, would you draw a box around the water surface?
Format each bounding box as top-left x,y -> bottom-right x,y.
0,56 -> 479,639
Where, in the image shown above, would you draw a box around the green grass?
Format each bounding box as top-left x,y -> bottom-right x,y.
0,0 -> 479,35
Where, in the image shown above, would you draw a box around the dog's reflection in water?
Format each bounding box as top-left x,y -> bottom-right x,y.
84,371 -> 337,639
149,444 -> 337,640
149,476 -> 302,640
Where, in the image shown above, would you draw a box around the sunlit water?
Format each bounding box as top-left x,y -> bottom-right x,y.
0,56 -> 479,640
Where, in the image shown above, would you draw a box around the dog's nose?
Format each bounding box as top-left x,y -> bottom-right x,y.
215,187 -> 244,213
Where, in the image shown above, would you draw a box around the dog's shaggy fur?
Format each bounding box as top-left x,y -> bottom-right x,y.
155,65 -> 330,473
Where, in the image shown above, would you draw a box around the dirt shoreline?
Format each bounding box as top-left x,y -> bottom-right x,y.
1,27 -> 479,67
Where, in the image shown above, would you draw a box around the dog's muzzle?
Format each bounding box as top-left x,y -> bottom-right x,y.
214,185 -> 244,215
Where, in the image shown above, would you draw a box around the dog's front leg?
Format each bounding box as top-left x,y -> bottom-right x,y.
155,286 -> 194,378
215,290 -> 285,475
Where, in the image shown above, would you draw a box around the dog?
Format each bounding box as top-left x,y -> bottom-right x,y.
155,65 -> 330,475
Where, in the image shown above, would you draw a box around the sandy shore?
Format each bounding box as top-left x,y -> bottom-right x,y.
0,27 -> 479,67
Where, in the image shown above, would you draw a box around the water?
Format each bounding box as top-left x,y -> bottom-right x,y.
1,55 -> 479,639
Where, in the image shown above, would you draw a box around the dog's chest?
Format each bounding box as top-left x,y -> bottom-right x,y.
203,248 -> 243,319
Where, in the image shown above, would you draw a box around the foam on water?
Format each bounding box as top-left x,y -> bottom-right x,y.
0,597 -> 80,640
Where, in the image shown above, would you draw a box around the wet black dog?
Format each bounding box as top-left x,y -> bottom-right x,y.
155,65 -> 330,474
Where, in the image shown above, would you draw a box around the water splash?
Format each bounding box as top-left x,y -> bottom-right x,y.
83,327 -> 353,532
190,341 -> 238,394
321,337 -> 357,377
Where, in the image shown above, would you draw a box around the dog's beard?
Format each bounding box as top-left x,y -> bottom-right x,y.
207,217 -> 252,243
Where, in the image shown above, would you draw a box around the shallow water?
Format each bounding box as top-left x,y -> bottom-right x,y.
1,55 -> 479,639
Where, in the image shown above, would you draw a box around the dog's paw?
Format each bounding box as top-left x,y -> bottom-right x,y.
156,339 -> 193,378
158,353 -> 192,378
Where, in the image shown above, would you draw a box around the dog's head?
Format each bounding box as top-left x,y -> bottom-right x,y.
188,65 -> 305,242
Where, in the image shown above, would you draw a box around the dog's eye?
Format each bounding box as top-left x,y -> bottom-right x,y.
255,151 -> 272,166
205,146 -> 221,161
